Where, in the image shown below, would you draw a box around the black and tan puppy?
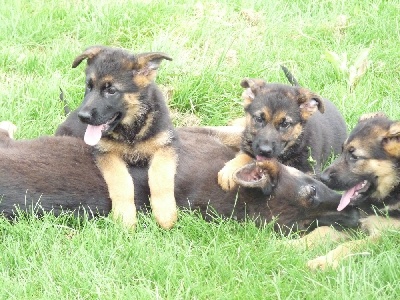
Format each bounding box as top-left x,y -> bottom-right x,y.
218,78 -> 347,190
294,113 -> 400,269
0,123 -> 359,234
71,46 -> 177,229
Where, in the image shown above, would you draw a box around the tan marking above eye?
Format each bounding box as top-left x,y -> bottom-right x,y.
260,108 -> 271,122
101,75 -> 114,83
346,139 -> 372,159
272,111 -> 287,126
281,123 -> 303,143
88,72 -> 97,83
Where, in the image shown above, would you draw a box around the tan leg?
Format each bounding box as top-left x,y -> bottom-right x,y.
307,238 -> 371,270
203,125 -> 243,151
148,147 -> 178,229
360,215 -> 400,236
96,153 -> 137,228
285,226 -> 350,249
307,216 -> 400,270
218,152 -> 253,191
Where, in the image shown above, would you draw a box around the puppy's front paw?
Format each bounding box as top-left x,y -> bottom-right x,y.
152,197 -> 178,230
112,202 -> 137,229
218,164 -> 238,191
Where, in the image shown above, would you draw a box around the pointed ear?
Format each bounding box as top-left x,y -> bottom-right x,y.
133,52 -> 172,80
358,112 -> 387,123
383,122 -> 400,158
240,78 -> 267,108
72,46 -> 104,68
297,89 -> 325,120
233,160 -> 280,195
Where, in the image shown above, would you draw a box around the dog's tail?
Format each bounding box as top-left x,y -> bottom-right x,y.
59,88 -> 71,116
280,65 -> 300,86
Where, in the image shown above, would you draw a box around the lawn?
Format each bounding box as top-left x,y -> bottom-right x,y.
0,0 -> 400,298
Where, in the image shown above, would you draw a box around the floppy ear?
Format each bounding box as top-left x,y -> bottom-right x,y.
233,160 -> 280,195
358,112 -> 387,123
297,89 -> 325,120
383,121 -> 400,158
133,52 -> 172,81
240,78 -> 267,108
72,46 -> 104,68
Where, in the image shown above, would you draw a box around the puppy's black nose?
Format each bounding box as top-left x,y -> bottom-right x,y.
258,145 -> 273,157
320,169 -> 333,184
78,111 -> 92,124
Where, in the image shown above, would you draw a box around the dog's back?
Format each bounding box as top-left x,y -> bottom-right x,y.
302,98 -> 347,167
0,135 -> 110,218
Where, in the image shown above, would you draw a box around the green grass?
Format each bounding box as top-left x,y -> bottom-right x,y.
1,0 -> 400,298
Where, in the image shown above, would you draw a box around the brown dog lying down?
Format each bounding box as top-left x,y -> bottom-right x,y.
0,123 -> 359,233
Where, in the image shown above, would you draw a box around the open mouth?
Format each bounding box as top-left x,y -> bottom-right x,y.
103,113 -> 121,131
83,113 -> 121,146
234,162 -> 269,187
337,180 -> 371,211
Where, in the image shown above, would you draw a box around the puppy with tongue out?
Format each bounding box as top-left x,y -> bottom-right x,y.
72,45 -> 179,230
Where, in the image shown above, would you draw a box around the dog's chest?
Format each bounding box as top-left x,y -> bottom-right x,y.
98,129 -> 174,164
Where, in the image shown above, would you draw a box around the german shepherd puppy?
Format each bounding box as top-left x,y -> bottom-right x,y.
71,46 -> 178,229
293,113 -> 400,269
218,78 -> 347,190
0,123 -> 360,234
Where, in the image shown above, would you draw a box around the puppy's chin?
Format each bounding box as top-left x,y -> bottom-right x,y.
255,155 -> 273,162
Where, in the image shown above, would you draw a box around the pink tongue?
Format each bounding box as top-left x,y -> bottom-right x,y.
84,124 -> 104,146
337,186 -> 356,211
337,182 -> 364,211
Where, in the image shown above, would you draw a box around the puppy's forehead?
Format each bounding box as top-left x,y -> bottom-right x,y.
346,120 -> 389,156
87,50 -> 135,77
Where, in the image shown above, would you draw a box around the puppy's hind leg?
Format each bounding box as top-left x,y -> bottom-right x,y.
148,147 -> 178,229
307,216 -> 400,270
285,226 -> 350,249
96,153 -> 137,229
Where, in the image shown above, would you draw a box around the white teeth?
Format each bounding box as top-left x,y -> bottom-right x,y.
361,180 -> 367,188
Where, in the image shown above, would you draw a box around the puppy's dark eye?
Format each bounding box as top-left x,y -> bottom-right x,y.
104,83 -> 117,96
347,146 -> 359,161
280,120 -> 291,129
253,116 -> 263,124
106,87 -> 116,95
309,185 -> 317,197
86,80 -> 93,91
350,153 -> 358,160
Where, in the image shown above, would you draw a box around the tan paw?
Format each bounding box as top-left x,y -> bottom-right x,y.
0,121 -> 17,139
112,202 -> 137,229
152,197 -> 178,229
307,255 -> 339,271
218,164 -> 238,191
